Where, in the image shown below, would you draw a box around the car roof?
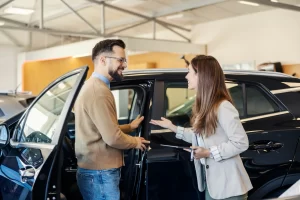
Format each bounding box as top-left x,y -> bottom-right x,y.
122,68 -> 295,79
121,68 -> 300,92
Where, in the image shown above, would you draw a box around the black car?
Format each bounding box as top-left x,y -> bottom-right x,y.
1,67 -> 300,200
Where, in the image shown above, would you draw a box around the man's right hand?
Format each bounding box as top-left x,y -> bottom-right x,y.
135,137 -> 150,151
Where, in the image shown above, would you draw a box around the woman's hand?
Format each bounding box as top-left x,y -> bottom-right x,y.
150,117 -> 177,133
150,117 -> 173,129
188,146 -> 210,159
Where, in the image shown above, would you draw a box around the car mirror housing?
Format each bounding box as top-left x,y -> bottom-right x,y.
0,124 -> 9,149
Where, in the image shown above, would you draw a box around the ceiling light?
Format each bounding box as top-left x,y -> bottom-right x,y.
4,7 -> 34,15
271,0 -> 279,2
166,13 -> 184,20
0,21 -> 4,26
238,1 -> 260,6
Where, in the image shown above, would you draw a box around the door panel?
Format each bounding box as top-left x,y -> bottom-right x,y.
0,67 -> 88,200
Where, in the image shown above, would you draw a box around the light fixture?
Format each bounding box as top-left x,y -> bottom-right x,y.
166,13 -> 184,20
4,7 -> 34,15
0,21 -> 4,26
271,0 -> 279,2
238,1 -> 260,6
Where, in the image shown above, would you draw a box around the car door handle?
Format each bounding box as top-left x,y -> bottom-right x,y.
19,165 -> 35,183
249,141 -> 283,153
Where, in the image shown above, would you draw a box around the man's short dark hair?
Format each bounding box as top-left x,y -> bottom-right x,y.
92,39 -> 126,62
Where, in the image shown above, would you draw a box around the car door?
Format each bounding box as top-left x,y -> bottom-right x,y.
146,80 -> 203,200
110,82 -> 149,200
237,82 -> 300,199
0,66 -> 88,200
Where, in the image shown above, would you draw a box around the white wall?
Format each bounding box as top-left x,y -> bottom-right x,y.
191,9 -> 300,66
0,45 -> 22,90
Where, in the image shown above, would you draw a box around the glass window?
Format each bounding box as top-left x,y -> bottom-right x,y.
227,83 -> 244,117
166,87 -> 196,117
164,82 -> 279,126
14,73 -> 80,144
246,85 -> 279,116
112,89 -> 135,121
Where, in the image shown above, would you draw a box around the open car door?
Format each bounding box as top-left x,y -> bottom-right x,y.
0,66 -> 88,200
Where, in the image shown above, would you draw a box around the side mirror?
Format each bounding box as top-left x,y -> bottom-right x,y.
0,124 -> 9,149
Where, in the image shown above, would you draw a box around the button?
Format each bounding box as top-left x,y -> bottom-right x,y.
206,165 -> 209,169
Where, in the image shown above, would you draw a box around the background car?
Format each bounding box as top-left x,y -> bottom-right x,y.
1,67 -> 300,200
0,91 -> 35,123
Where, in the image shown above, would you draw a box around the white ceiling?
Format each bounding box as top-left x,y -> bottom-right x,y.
0,0 -> 299,50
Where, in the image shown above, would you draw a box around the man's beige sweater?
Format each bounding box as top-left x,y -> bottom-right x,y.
74,77 -> 138,170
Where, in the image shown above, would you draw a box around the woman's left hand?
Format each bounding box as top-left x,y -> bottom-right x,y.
189,146 -> 210,159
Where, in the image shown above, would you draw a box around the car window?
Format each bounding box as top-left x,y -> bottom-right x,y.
166,86 -> 196,117
165,83 -> 244,117
227,83 -> 244,117
14,73 -> 80,144
164,82 -> 279,120
112,89 -> 135,121
246,85 -> 279,116
112,87 -> 144,126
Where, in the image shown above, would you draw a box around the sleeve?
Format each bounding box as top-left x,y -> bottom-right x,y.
119,124 -> 133,134
175,127 -> 193,143
209,101 -> 249,162
88,95 -> 138,149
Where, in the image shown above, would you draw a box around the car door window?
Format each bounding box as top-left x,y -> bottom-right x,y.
112,89 -> 135,122
226,83 -> 244,117
112,87 -> 144,126
13,74 -> 80,144
246,85 -> 279,116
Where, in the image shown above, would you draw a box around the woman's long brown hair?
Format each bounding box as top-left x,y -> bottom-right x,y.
190,55 -> 233,137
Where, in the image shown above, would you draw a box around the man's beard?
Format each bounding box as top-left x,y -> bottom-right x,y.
109,67 -> 123,82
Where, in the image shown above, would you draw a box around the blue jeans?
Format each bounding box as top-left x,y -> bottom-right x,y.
76,167 -> 121,200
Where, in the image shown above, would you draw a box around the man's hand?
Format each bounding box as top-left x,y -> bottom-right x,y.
130,115 -> 144,130
135,137 -> 150,151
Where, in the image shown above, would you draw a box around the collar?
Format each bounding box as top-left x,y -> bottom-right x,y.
91,72 -> 110,88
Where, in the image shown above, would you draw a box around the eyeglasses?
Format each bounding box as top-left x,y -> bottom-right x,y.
105,56 -> 127,64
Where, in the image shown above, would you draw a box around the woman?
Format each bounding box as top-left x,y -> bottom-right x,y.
150,55 -> 252,200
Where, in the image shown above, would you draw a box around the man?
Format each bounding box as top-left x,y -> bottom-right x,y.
74,39 -> 149,200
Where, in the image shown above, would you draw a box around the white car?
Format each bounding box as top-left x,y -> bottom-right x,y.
0,91 -> 35,123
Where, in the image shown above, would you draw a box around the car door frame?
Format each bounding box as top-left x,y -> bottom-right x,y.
0,66 -> 88,200
110,82 -> 149,200
144,79 -> 203,200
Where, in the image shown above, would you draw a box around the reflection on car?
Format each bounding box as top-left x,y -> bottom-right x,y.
1,67 -> 300,200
